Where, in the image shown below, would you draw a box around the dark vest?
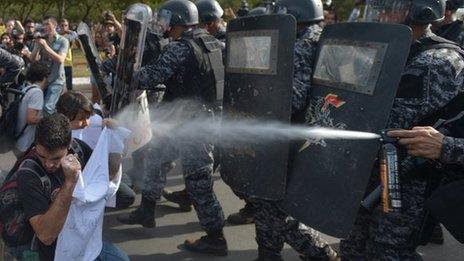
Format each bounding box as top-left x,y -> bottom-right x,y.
164,28 -> 224,105
436,20 -> 464,45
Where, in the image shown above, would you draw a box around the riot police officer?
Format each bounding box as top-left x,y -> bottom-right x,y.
161,0 -> 228,215
435,0 -> 464,47
249,0 -> 339,260
162,0 -> 261,226
196,0 -> 226,43
116,0 -> 228,256
340,0 -> 464,259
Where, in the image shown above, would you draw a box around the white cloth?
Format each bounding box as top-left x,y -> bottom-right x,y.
55,127 -> 130,261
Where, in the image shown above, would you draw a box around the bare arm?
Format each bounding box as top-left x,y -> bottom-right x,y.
25,108 -> 41,125
36,38 -> 67,63
28,154 -> 80,245
28,182 -> 75,245
30,44 -> 41,62
108,153 -> 122,180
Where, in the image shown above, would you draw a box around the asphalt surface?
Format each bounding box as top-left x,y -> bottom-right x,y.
0,81 -> 463,260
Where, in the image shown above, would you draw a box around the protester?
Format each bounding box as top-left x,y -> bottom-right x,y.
14,62 -> 49,158
30,15 -> 69,116
10,114 -> 129,260
59,19 -> 78,91
56,91 -> 136,209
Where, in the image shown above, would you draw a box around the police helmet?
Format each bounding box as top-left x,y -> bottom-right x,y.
366,0 -> 445,25
159,0 -> 199,26
275,0 -> 324,23
248,6 -> 267,16
196,0 -> 224,24
410,0 -> 446,24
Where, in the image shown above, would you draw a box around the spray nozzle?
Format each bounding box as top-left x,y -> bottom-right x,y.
379,129 -> 400,144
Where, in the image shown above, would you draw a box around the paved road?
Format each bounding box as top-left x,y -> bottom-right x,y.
1,79 -> 462,260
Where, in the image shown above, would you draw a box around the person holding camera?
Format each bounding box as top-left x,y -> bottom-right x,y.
103,11 -> 122,49
30,15 -> 69,116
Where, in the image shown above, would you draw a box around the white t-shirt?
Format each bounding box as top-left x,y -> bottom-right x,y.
15,85 -> 44,152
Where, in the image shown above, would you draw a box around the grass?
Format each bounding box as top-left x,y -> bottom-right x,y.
72,48 -> 91,78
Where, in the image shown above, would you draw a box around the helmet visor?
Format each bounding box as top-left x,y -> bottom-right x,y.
153,9 -> 172,33
364,0 -> 412,24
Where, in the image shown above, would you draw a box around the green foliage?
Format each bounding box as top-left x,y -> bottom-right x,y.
0,0 -> 359,24
335,0 -> 358,21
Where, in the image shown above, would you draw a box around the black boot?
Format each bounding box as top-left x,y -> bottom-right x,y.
428,224 -> 445,245
253,246 -> 284,261
117,197 -> 156,228
227,202 -> 255,225
162,188 -> 193,212
299,246 -> 340,261
183,230 -> 228,256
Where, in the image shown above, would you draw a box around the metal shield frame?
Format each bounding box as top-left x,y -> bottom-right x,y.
220,14 -> 296,200
279,22 -> 412,238
77,22 -> 112,109
111,4 -> 152,115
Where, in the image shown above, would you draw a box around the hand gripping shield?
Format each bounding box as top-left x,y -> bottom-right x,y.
220,14 -> 296,200
279,23 -> 412,238
111,4 -> 153,153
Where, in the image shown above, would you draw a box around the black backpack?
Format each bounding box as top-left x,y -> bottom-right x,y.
0,85 -> 37,154
0,139 -> 86,247
0,158 -> 50,247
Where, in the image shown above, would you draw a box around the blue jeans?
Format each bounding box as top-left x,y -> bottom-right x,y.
44,82 -> 64,116
8,241 -> 128,261
95,241 -> 129,261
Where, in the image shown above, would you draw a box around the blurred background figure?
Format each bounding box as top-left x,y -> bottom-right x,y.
323,0 -> 338,25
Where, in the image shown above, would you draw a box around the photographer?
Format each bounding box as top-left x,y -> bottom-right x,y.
11,32 -> 32,62
103,11 -> 122,49
30,15 -> 69,116
23,19 -> 36,50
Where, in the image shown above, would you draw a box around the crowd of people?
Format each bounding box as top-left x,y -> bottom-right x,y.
1,0 -> 464,260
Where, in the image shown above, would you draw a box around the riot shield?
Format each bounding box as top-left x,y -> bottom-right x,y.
77,22 -> 112,110
220,14 -> 296,200
111,4 -> 153,153
279,23 -> 412,238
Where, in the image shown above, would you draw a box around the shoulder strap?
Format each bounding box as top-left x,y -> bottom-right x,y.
409,35 -> 464,62
70,138 -> 86,164
18,159 -> 51,196
418,92 -> 464,126
15,85 -> 39,138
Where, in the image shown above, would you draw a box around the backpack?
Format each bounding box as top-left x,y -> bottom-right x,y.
0,85 -> 37,154
0,139 -> 86,247
0,158 -> 50,247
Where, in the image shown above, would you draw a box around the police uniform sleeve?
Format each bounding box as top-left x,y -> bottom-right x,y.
292,34 -> 318,114
441,136 -> 464,166
138,41 -> 191,90
0,48 -> 24,84
16,170 -> 52,220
